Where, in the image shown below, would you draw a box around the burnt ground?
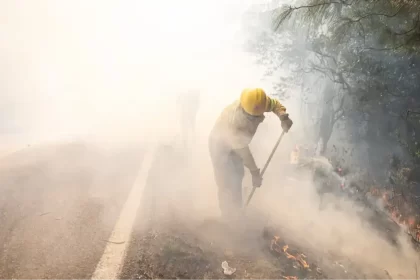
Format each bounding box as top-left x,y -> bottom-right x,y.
121,217 -> 397,279
121,220 -> 328,280
120,144 -> 412,279
0,140 -> 413,278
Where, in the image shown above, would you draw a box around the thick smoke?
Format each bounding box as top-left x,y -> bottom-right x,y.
1,0 -> 418,278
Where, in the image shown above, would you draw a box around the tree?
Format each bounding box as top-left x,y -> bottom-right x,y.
263,0 -> 420,170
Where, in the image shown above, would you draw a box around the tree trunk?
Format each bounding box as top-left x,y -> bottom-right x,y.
318,109 -> 334,155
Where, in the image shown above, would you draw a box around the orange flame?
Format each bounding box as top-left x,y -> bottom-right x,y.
366,186 -> 419,241
297,255 -> 310,268
408,217 -> 415,226
273,237 -> 310,269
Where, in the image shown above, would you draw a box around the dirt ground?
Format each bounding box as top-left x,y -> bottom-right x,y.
121,214 -> 400,279
120,144 -> 414,279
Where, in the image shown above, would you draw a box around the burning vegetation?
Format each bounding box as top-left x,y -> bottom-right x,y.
291,147 -> 420,246
369,186 -> 420,244
270,237 -> 310,270
261,228 -> 327,279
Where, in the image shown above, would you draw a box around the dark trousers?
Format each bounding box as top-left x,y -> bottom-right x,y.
208,135 -> 245,220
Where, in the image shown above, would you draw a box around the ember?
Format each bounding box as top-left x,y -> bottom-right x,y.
271,236 -> 310,269
282,276 -> 298,280
369,186 -> 420,243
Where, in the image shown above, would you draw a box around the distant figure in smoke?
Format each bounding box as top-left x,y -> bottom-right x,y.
290,144 -> 300,165
177,89 -> 200,149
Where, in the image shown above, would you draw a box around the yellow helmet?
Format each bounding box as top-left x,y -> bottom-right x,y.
240,88 -> 268,116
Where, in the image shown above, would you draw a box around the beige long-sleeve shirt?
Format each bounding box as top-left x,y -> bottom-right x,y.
211,97 -> 287,150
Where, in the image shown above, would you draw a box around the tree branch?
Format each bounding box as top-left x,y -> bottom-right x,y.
363,25 -> 420,51
333,109 -> 345,123
273,0 -> 352,30
332,93 -> 346,123
407,110 -> 420,119
341,5 -> 405,23
290,0 -> 351,11
394,14 -> 420,36
310,49 -> 338,66
310,64 -> 336,81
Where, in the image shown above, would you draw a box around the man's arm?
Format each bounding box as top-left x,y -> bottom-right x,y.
265,96 -> 287,118
234,145 -> 263,188
233,145 -> 259,172
265,96 -> 293,132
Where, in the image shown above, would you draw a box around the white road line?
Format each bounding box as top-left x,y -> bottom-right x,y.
92,146 -> 156,280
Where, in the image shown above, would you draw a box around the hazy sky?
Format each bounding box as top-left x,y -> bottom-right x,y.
0,0 -> 279,145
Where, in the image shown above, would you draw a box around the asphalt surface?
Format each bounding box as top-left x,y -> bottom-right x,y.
0,141 -> 144,279
120,144 -> 200,279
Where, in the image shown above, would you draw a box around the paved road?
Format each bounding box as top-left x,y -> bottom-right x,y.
0,141 -> 144,279
120,144 -> 198,279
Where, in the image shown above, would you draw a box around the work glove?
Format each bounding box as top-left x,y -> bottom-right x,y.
250,169 -> 263,188
280,113 -> 293,132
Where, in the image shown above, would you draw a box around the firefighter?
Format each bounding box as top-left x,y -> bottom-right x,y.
209,88 -> 293,221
